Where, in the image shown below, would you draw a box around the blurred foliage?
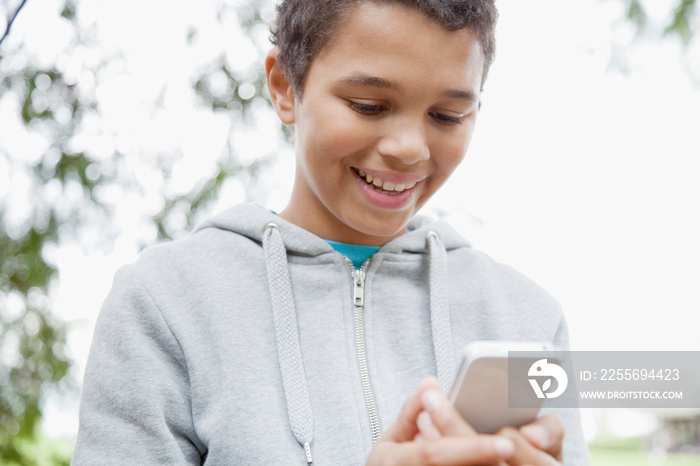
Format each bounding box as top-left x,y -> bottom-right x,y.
4,430 -> 71,466
625,0 -> 648,27
623,0 -> 698,44
666,0 -> 697,44
0,0 -> 697,463
1,0 -> 276,461
589,434 -> 700,465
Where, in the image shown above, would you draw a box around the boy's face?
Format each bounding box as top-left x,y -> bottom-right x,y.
269,3 -> 485,246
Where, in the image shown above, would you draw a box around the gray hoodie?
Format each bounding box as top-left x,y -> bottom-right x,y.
73,203 -> 590,465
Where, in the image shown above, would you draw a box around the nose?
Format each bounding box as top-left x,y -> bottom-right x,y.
376,116 -> 430,165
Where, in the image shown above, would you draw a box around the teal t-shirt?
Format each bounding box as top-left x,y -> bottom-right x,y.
326,240 -> 379,269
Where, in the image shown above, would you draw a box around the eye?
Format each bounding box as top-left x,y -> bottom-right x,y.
348,101 -> 386,115
429,112 -> 464,126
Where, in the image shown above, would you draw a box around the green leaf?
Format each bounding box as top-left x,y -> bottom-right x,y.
665,0 -> 697,44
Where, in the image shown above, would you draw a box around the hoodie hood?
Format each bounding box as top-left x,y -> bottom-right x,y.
194,203 -> 472,256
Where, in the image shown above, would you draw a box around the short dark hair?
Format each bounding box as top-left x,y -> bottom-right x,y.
271,0 -> 498,95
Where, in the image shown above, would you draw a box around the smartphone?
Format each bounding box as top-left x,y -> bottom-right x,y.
449,340 -> 558,434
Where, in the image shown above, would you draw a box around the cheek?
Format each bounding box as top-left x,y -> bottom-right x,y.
432,136 -> 470,176
302,117 -> 368,166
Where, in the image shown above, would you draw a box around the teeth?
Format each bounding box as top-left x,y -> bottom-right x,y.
355,168 -> 417,193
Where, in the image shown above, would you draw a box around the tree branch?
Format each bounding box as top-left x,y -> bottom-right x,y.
0,0 -> 29,50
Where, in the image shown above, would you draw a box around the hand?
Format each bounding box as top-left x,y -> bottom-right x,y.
497,414 -> 564,465
366,377 -> 515,465
366,377 -> 565,466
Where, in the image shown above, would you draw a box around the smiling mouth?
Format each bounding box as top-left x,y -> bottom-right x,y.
353,168 -> 417,195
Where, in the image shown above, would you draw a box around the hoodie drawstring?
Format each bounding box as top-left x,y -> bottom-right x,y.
261,224 -> 455,464
263,223 -> 314,464
426,231 -> 457,395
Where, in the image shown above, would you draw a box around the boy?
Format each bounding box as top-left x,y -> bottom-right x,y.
73,0 -> 589,464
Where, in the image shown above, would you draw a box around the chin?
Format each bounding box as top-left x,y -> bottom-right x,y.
347,213 -> 411,242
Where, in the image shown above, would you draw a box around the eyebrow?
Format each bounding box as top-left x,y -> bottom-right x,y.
443,88 -> 478,102
337,73 -> 478,102
338,74 -> 400,90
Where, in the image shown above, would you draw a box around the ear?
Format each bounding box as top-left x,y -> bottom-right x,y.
266,48 -> 296,124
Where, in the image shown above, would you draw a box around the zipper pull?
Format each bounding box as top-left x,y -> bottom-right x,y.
352,268 -> 365,307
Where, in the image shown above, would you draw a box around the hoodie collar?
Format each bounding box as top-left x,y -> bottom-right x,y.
194,203 -> 472,256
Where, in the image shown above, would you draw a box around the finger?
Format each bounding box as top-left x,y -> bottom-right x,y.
381,377 -> 443,443
368,435 -> 515,466
519,414 -> 564,460
416,376 -> 442,396
420,436 -> 515,465
421,388 -> 477,437
367,440 -> 420,466
497,427 -> 561,466
380,389 -> 423,442
417,411 -> 441,440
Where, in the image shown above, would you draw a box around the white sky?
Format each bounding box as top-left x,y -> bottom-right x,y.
2,0 -> 700,444
453,1 -> 700,354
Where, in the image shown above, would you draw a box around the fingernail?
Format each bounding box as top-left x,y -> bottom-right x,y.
414,433 -> 425,443
494,437 -> 515,456
417,411 -> 434,433
421,389 -> 443,412
521,424 -> 548,448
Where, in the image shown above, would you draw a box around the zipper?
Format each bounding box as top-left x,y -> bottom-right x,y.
346,257 -> 382,445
